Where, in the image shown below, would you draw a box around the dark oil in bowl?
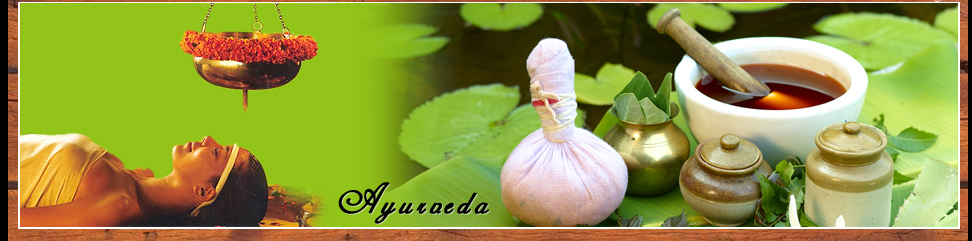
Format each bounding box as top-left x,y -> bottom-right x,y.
695,64 -> 847,110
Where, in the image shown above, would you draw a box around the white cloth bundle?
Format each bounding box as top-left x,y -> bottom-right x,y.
500,39 -> 628,227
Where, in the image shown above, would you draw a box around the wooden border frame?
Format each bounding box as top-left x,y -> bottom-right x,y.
7,1 -> 967,240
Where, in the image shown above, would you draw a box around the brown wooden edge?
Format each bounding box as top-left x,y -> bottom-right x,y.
5,190 -> 969,240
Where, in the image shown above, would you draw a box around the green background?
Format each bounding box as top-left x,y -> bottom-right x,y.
19,3 -> 420,226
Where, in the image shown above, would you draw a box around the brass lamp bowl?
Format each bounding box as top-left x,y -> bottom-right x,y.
191,32 -> 303,110
192,32 -> 302,90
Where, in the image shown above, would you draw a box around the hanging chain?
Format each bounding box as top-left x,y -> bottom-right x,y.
252,3 -> 264,33
198,3 -> 284,34
200,3 -> 214,33
274,3 -> 291,38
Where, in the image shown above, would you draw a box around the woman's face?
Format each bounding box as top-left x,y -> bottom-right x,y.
171,136 -> 249,184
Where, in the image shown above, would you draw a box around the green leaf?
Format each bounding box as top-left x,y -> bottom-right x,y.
614,93 -> 645,124
372,24 -> 449,59
785,179 -> 805,207
716,3 -> 788,13
807,13 -> 955,70
616,210 -> 644,227
873,114 -> 934,157
460,3 -> 543,31
614,72 -> 655,101
886,147 -> 899,162
593,109 -> 618,139
594,91 -> 698,151
758,174 -> 786,215
639,97 -> 669,124
888,127 -> 938,152
612,189 -> 703,227
382,156 -> 519,227
455,104 -> 586,160
574,63 -> 637,106
892,159 -> 959,227
782,155 -> 805,177
611,71 -> 673,124
648,3 -> 735,33
765,211 -> 779,225
890,181 -> 916,226
659,210 -> 688,227
399,84 -> 520,168
798,209 -> 818,227
776,176 -> 804,208
859,41 -> 959,177
934,7 -> 959,39
652,73 -> 673,116
775,160 -> 795,187
892,170 -> 915,185
872,114 -> 888,134
934,211 -> 959,228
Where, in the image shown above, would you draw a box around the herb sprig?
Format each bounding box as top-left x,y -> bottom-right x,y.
755,156 -> 817,227
873,114 -> 939,153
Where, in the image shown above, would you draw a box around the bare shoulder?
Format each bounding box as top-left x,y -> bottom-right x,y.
75,157 -> 117,200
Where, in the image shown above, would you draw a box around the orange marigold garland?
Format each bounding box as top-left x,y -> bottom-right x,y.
181,30 -> 318,64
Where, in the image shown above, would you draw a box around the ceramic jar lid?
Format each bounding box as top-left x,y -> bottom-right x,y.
815,122 -> 887,166
699,134 -> 761,173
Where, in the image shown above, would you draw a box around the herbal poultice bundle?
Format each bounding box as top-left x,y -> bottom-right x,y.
500,39 -> 628,227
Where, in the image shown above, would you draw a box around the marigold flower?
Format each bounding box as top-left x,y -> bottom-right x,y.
180,30 -> 317,64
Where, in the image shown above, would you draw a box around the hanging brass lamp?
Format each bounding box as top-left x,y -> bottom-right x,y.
181,3 -> 317,111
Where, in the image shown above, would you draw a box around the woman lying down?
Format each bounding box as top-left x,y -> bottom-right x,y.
19,134 -> 268,227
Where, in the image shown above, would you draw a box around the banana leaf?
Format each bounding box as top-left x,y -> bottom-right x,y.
858,41 -> 960,178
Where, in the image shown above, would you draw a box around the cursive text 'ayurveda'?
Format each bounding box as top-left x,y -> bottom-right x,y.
339,182 -> 490,224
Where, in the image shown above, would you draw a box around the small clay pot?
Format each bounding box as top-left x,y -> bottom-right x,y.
679,134 -> 772,227
805,122 -> 893,227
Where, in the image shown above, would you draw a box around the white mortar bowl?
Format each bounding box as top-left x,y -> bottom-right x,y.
674,37 -> 868,167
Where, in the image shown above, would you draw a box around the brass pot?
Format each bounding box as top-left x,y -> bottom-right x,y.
603,103 -> 690,197
192,32 -> 301,90
193,57 -> 301,90
679,134 -> 772,227
192,32 -> 303,110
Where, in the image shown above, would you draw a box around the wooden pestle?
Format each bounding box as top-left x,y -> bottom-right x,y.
657,8 -> 771,97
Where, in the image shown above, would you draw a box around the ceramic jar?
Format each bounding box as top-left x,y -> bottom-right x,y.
679,134 -> 772,226
604,103 -> 690,197
805,122 -> 893,227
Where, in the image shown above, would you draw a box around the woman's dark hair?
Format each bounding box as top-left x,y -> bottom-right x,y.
187,153 -> 269,227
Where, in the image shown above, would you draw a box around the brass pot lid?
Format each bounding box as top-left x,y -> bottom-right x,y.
815,122 -> 887,166
699,134 -> 760,171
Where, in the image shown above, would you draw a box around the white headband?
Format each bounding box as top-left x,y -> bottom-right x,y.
190,144 -> 239,217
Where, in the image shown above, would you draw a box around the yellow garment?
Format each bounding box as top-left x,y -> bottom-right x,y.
20,134 -> 107,208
